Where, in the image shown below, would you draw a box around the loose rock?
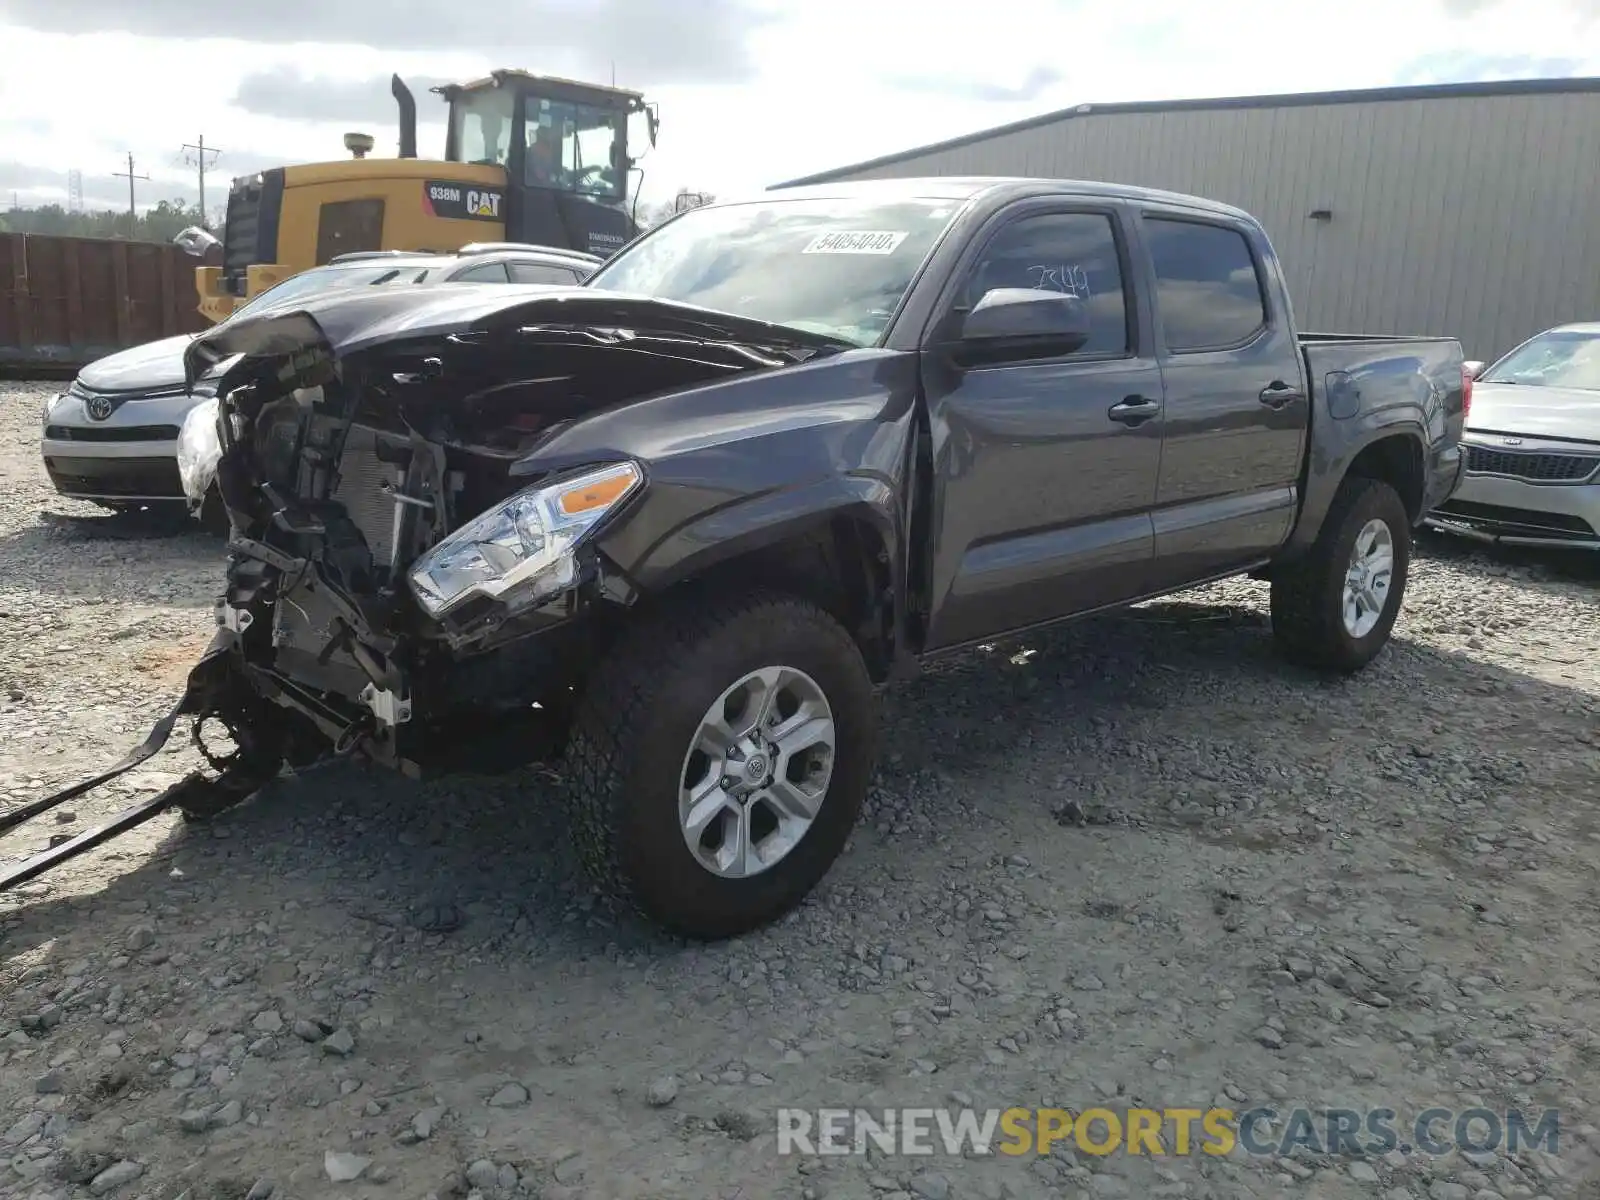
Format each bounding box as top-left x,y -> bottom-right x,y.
88,1162 -> 145,1195
646,1075 -> 680,1107
487,1082 -> 529,1107
324,1151 -> 371,1183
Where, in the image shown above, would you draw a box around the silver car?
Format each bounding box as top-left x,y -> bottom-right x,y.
39,245 -> 599,519
1426,321 -> 1600,550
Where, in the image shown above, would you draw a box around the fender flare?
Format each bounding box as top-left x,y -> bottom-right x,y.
1279,416 -> 1428,563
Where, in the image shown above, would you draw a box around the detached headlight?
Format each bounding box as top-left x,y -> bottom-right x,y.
176,397 -> 222,506
408,461 -> 642,619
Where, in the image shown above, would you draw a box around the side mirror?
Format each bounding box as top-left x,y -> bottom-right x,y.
956,288 -> 1092,362
1462,360 -> 1486,381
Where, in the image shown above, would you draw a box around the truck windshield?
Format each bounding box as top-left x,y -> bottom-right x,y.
1483,329 -> 1600,392
522,96 -> 624,200
585,197 -> 962,347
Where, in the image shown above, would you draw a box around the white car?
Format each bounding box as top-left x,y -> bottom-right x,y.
1426,321 -> 1600,550
40,245 -> 598,523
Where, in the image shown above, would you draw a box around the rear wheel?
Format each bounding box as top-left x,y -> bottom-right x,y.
1270,475 -> 1411,672
565,590 -> 876,939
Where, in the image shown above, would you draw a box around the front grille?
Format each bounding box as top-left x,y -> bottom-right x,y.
329,426 -> 400,565
221,169 -> 285,290
1434,499 -> 1596,538
1464,444 -> 1600,482
44,456 -> 184,498
68,381 -> 187,403
46,424 -> 181,443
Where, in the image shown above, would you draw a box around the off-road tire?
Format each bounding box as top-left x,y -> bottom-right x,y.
564,589 -> 876,940
1270,475 -> 1411,672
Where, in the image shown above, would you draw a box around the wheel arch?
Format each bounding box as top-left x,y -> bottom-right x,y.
1277,423 -> 1428,567
615,479 -> 904,682
1345,433 -> 1426,523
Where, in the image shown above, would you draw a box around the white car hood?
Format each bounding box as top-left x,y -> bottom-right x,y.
1466,383 -> 1600,443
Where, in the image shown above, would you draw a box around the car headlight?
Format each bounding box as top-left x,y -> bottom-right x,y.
176,397 -> 223,506
42,391 -> 62,425
407,461 -> 642,619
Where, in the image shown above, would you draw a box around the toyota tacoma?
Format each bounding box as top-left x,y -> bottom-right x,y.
5,178 -> 1469,937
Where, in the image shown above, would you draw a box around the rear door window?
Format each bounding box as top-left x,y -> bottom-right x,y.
452,261 -> 512,283
508,262 -> 583,284
1145,218 -> 1268,352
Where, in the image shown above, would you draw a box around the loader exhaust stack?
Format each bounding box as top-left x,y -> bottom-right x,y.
393,74 -> 418,159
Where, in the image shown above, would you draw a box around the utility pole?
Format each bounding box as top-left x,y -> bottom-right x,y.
182,135 -> 223,227
112,152 -> 149,236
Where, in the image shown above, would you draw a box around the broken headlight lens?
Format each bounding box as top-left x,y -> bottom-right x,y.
407,461 -> 642,619
176,396 -> 223,506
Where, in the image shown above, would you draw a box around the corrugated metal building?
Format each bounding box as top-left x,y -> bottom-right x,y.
775,78 -> 1600,361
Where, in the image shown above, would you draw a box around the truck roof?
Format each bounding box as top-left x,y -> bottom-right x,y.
762,175 -> 1257,223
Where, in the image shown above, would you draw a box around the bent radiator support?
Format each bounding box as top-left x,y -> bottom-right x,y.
0,636 -> 272,895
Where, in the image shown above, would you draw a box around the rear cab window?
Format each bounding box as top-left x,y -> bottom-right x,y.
1144,217 -> 1268,353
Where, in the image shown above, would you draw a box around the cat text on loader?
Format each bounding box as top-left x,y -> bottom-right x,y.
193,70 -> 658,323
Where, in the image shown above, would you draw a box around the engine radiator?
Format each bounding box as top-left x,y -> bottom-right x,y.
329,425 -> 399,566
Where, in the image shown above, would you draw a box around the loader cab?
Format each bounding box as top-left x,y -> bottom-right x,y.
438,71 -> 657,260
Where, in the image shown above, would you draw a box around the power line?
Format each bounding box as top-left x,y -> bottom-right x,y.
182,135 -> 224,227
112,152 -> 150,231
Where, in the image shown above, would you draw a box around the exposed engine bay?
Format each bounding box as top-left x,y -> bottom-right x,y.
178,289 -> 845,775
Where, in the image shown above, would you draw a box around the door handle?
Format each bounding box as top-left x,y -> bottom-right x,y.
1108,395 -> 1161,426
1259,381 -> 1303,410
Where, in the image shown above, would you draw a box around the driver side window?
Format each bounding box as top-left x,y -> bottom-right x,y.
960,212 -> 1130,357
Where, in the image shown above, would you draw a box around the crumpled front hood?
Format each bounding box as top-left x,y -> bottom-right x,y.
1467,383 -> 1600,443
183,284 -> 850,390
79,333 -> 198,394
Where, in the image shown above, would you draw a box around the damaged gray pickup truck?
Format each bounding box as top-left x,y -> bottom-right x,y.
3,178 -> 1468,938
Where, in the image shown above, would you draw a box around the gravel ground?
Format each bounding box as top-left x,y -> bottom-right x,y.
3,377 -> 1599,1200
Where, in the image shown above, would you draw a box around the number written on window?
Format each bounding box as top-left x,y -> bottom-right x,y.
964,213 -> 1128,356
1146,219 -> 1267,352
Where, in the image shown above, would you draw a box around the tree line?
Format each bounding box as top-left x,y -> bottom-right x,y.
0,199 -> 211,243
0,187 -> 712,245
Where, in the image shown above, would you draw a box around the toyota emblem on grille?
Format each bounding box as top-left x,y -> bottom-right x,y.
85,395 -> 114,421
1500,436 -> 1524,447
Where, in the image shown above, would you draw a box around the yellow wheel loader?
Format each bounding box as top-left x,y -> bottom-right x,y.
192,70 -> 658,323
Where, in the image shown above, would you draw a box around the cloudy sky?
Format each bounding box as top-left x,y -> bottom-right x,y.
0,0 -> 1596,216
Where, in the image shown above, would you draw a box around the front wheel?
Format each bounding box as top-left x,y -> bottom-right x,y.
564,590 -> 877,939
1270,475 -> 1412,672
